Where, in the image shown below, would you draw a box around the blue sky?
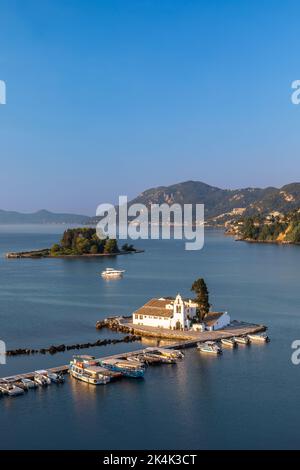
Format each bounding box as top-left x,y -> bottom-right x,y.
0,0 -> 299,214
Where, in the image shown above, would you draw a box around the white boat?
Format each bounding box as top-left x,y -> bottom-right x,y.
234,336 -> 250,345
0,381 -> 25,396
247,333 -> 270,343
34,370 -> 51,386
19,378 -> 37,389
69,356 -> 111,385
143,347 -> 184,360
221,338 -> 237,348
48,371 -> 65,383
197,341 -> 222,355
101,267 -> 125,279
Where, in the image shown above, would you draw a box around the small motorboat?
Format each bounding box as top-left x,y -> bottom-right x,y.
221,338 -> 237,348
145,347 -> 184,360
247,333 -> 270,343
48,372 -> 65,383
100,358 -> 145,378
197,341 -> 222,355
19,378 -> 37,389
101,268 -> 125,279
234,336 -> 250,345
0,381 -> 25,397
34,370 -> 51,386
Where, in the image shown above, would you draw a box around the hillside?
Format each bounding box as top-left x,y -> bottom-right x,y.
128,181 -> 300,224
0,209 -> 90,225
232,210 -> 300,244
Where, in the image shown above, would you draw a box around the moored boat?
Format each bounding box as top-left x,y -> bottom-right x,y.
34,370 -> 51,386
221,338 -> 237,348
144,347 -> 184,360
69,356 -> 111,385
234,336 -> 250,345
100,358 -> 145,378
19,378 -> 37,389
197,341 -> 222,355
247,333 -> 270,343
0,380 -> 25,396
48,371 -> 65,383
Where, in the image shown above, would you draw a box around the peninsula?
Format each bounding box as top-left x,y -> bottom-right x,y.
5,228 -> 141,258
227,210 -> 300,245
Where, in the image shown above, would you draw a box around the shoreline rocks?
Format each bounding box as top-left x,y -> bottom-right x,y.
6,334 -> 141,357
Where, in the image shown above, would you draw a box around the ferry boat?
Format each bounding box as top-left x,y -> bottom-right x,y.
247,333 -> 270,343
101,267 -> 125,279
100,358 -> 145,378
197,341 -> 222,355
221,338 -> 237,348
0,380 -> 25,396
69,356 -> 111,385
234,336 -> 250,345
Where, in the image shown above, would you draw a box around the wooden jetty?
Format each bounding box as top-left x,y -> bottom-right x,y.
0,321 -> 266,386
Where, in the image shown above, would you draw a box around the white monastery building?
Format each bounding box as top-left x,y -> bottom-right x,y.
132,294 -> 230,331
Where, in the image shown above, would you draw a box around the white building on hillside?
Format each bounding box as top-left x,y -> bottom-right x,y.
132,294 -> 197,331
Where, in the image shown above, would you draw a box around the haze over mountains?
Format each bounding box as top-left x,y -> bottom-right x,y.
1,181 -> 300,224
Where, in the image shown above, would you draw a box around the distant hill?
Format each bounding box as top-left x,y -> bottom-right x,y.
0,209 -> 90,225
128,181 -> 300,224
2,181 -> 300,225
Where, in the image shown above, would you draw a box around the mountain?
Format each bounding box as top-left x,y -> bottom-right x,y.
2,181 -> 300,225
128,180 -> 300,224
0,209 -> 90,225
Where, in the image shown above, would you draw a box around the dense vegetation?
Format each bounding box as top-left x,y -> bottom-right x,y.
239,211 -> 300,243
191,278 -> 210,321
50,228 -> 120,256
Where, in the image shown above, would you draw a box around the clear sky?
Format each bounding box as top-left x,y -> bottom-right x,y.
0,0 -> 299,214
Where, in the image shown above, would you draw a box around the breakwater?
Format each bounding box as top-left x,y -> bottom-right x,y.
6,334 -> 141,357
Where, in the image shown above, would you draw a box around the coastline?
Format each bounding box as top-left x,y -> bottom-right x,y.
5,248 -> 144,259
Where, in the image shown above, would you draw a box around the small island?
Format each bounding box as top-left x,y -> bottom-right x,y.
6,228 -> 141,258
227,210 -> 300,245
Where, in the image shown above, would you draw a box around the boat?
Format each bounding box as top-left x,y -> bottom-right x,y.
142,350 -> 177,364
34,370 -> 51,386
0,380 -> 25,396
145,347 -> 184,360
18,378 -> 37,389
124,355 -> 146,366
100,358 -> 145,378
234,336 -> 250,345
101,267 -> 125,279
221,338 -> 237,348
69,356 -> 111,385
48,371 -> 65,383
247,333 -> 270,343
197,341 -> 222,355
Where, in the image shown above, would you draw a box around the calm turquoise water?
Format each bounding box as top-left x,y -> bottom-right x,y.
0,225 -> 299,449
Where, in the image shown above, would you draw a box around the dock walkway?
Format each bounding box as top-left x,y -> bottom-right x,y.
0,321 -> 265,383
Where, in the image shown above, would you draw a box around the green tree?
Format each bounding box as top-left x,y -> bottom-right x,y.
50,243 -> 61,256
191,278 -> 210,321
104,238 -> 119,254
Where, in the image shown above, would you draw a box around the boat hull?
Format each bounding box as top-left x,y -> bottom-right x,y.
69,368 -> 110,385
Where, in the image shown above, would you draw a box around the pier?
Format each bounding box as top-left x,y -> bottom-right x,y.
0,321 -> 266,386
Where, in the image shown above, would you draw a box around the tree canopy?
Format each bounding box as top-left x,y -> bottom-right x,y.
50,228 -> 120,256
191,278 -> 210,321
